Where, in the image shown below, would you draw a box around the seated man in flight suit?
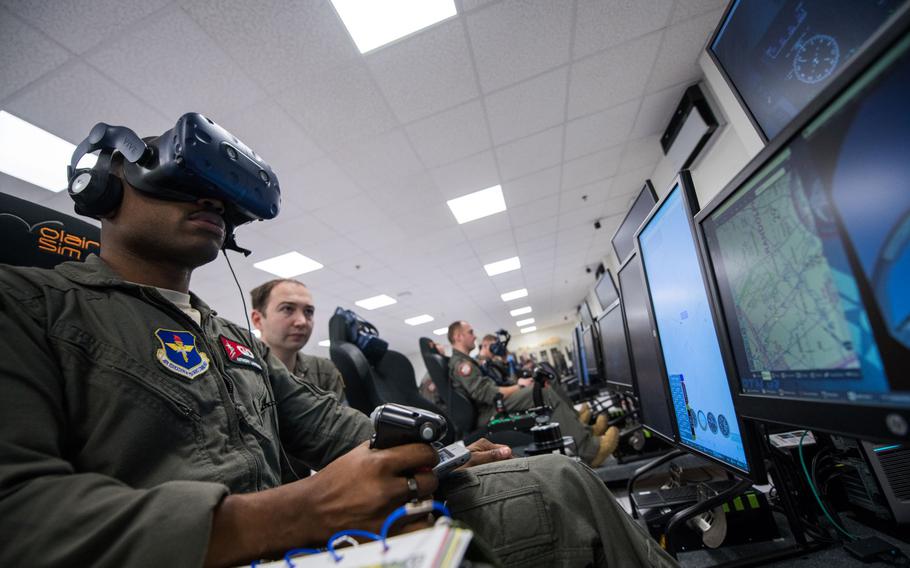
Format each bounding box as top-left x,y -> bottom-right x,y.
250,278 -> 346,402
476,333 -> 513,386
448,321 -> 618,468
0,116 -> 676,568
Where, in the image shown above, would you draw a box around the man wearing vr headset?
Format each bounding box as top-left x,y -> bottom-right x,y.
448,321 -> 616,468
0,115 -> 675,568
477,333 -> 513,386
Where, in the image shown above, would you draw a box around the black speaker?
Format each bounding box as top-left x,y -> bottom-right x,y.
660,83 -> 718,169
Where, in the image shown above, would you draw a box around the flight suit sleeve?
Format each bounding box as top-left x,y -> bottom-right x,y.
311,356 -> 347,403
0,280 -> 228,568
450,358 -> 500,406
265,351 -> 372,470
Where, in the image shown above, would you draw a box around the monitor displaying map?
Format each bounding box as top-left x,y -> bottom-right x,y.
701,23 -> 910,412
639,182 -> 751,473
709,0 -> 906,140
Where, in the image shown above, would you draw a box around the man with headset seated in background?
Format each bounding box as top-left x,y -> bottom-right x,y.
476,333 -> 513,386
448,320 -> 619,468
0,114 -> 676,568
250,278 -> 346,403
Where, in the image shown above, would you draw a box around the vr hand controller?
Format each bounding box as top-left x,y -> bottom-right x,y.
369,403 -> 470,479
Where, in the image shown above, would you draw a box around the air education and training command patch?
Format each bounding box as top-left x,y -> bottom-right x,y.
155,329 -> 210,380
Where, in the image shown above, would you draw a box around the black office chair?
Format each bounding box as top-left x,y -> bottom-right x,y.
328,311 -> 385,416
419,337 -> 476,438
0,192 -> 100,267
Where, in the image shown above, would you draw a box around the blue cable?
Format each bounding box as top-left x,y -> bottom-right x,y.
276,500 -> 453,565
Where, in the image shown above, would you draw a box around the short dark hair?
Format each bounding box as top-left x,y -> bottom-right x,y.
250,279 -> 307,313
447,321 -> 465,345
482,334 -> 496,344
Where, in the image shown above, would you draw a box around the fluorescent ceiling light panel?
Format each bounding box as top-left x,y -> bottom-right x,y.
515,318 -> 535,327
0,110 -> 97,192
483,256 -> 521,277
331,0 -> 457,54
318,339 -> 331,347
446,185 -> 506,224
520,326 -> 538,334
253,252 -> 324,278
510,306 -> 532,317
355,294 -> 397,310
432,327 -> 448,336
405,314 -> 434,326
500,288 -> 528,302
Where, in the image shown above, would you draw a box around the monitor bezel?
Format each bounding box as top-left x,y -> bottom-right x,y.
705,0 -> 771,143
694,5 -> 910,443
592,268 -> 620,313
617,252 -> 679,444
610,179 -> 659,264
580,324 -> 602,384
596,301 -> 635,393
634,171 -> 767,482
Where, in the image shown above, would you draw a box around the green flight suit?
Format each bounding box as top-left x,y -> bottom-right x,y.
448,350 -> 601,463
0,255 -> 676,568
293,352 -> 346,402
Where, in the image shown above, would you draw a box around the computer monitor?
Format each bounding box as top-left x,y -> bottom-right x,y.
636,173 -> 763,478
579,299 -> 595,329
708,0 -> 906,142
581,326 -> 601,385
618,252 -> 677,442
697,7 -> 910,442
611,180 -> 658,264
572,323 -> 586,378
593,269 -> 619,312
597,303 -> 634,392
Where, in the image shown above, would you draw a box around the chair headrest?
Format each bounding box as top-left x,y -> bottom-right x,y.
0,192 -> 100,268
331,307 -> 388,365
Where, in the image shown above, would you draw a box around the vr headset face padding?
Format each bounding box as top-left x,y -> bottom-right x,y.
68,113 -> 281,227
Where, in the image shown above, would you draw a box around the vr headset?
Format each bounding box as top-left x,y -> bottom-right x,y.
67,112 -> 281,252
334,307 -> 389,365
490,328 -> 511,357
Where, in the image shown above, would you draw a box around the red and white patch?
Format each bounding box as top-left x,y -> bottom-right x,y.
220,336 -> 263,371
458,362 -> 473,377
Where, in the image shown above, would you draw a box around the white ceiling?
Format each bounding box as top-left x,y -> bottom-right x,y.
0,0 -> 726,358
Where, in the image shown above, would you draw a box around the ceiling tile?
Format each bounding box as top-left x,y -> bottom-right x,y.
558,206 -> 600,232
4,0 -> 170,54
611,164 -> 661,197
467,0 -> 573,92
430,150 -> 499,198
495,126 -> 563,181
461,211 -> 512,238
3,59 -> 169,144
573,0 -> 674,59
274,62 -> 397,151
513,217 -> 558,242
485,66 -> 568,145
222,101 -> 323,176
618,135 -> 662,174
184,0 -> 358,94
646,9 -> 724,91
508,195 -> 559,228
568,31 -> 662,119
279,157 -> 363,212
0,7 -> 70,101
405,100 -> 490,168
563,98 -> 639,160
86,10 -> 265,120
561,145 -> 623,190
368,18 -> 478,123
671,0 -> 727,23
559,178 -> 613,214
500,165 -> 560,207
335,129 -> 424,189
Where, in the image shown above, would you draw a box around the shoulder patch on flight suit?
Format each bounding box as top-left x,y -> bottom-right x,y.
458,362 -> 473,377
154,329 -> 209,380
219,335 -> 263,371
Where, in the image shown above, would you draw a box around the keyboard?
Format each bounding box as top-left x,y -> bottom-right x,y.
632,479 -> 739,509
